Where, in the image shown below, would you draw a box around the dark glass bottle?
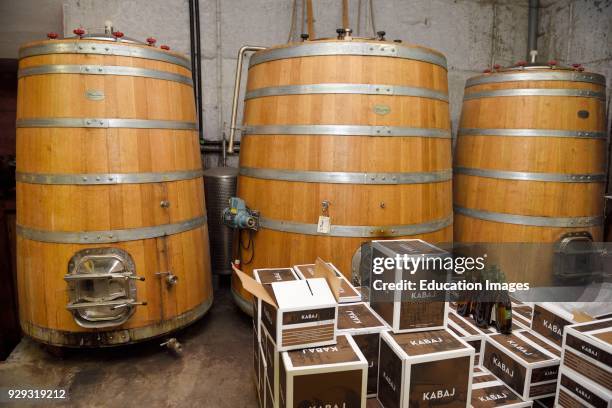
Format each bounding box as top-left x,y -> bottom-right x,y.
473,297 -> 493,328
495,291 -> 513,334
456,272 -> 477,317
456,298 -> 472,317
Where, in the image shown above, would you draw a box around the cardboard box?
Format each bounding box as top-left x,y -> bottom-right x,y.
447,311 -> 490,367
337,302 -> 389,397
447,310 -> 530,367
367,398 -> 383,407
555,366 -> 611,408
294,262 -> 361,303
517,330 -> 561,360
234,260 -> 340,351
471,369 -> 532,407
259,344 -> 266,408
254,329 -> 261,389
482,331 -> 560,401
264,374 -> 273,408
531,303 -> 592,348
280,334 -> 368,408
560,318 -> 612,392
261,324 -> 279,407
512,306 -> 533,329
253,267 -> 300,342
378,328 -> 474,408
370,239 -> 449,333
531,396 -> 554,407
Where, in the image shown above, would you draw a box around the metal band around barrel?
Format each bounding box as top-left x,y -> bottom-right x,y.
458,128 -> 606,139
16,118 -> 197,130
245,83 -> 448,102
259,215 -> 452,237
17,215 -> 207,244
19,42 -> 191,69
249,42 -> 447,69
240,166 -> 451,184
466,71 -> 606,87
244,125 -> 451,138
454,166 -> 606,183
16,169 -> 204,185
19,65 -> 193,86
454,206 -> 602,228
464,88 -> 606,100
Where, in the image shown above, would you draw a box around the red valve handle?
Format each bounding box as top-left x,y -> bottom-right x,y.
112,31 -> 124,38
493,64 -> 501,70
47,32 -> 59,39
572,63 -> 582,68
73,28 -> 85,37
483,68 -> 491,73
146,37 -> 157,45
160,45 -> 170,50
516,60 -> 527,67
548,60 -> 557,66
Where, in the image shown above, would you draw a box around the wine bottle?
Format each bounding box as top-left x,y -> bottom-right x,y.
495,291 -> 513,334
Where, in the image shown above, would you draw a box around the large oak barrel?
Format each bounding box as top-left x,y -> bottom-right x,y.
454,64 -> 607,286
16,34 -> 212,346
232,38 -> 453,312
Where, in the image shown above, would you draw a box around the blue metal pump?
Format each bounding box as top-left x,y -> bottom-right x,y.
222,197 -> 259,230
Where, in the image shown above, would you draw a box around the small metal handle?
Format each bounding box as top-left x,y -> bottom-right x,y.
156,271 -> 179,286
111,301 -> 147,310
64,273 -> 145,281
228,45 -> 266,154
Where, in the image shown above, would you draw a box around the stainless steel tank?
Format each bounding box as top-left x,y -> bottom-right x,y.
203,167 -> 238,275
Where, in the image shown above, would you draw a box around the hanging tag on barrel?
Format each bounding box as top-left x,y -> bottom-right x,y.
317,200 -> 331,234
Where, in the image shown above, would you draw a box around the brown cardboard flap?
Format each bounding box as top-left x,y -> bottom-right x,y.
314,257 -> 342,302
232,265 -> 278,308
572,311 -> 594,323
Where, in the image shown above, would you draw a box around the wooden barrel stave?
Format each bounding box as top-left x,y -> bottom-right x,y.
454,68 -> 607,285
16,38 -> 212,345
232,41 -> 453,310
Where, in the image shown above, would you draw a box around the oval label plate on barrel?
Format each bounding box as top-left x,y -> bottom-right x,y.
373,104 -> 391,115
85,89 -> 105,101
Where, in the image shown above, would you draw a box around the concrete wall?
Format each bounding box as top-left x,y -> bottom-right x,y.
539,0 -> 611,97
0,0 -> 63,59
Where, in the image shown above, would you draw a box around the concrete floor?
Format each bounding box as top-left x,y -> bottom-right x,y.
0,277 -> 258,408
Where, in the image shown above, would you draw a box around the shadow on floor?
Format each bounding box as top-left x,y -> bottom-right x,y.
0,276 -> 257,408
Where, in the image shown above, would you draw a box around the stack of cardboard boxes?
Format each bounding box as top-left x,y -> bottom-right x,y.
555,317 -> 611,407
478,301 -> 612,408
241,239 -> 481,407
241,239 -> 611,408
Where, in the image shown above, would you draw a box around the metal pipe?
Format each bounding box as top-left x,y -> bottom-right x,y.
227,45 -> 266,154
527,0 -> 539,57
188,0 -> 204,143
202,140 -> 240,146
195,0 -> 203,143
